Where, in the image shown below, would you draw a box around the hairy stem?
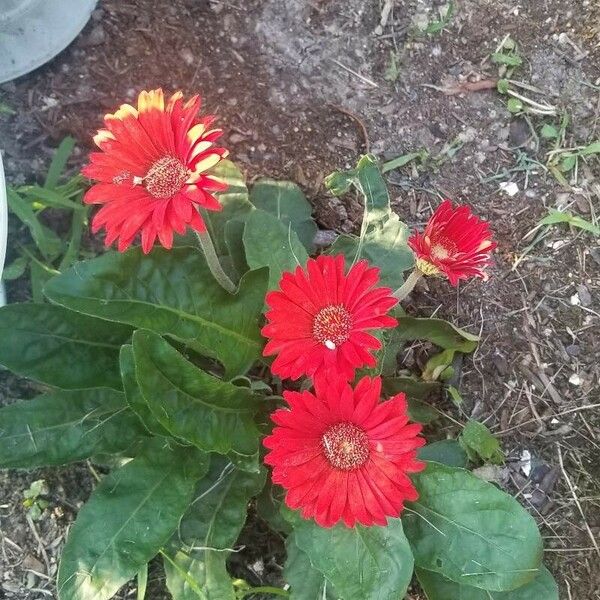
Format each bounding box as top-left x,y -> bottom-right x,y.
237,586 -> 290,598
393,268 -> 423,301
195,229 -> 236,294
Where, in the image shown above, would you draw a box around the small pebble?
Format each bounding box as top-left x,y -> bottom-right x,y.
499,181 -> 519,197
179,48 -> 195,66
576,284 -> 592,307
84,25 -> 106,47
565,344 -> 580,357
314,230 -> 338,248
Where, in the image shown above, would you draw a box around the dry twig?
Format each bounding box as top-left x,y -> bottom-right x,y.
556,444 -> 600,559
330,59 -> 379,88
374,0 -> 394,35
496,403 -> 600,435
422,79 -> 498,95
328,104 -> 371,153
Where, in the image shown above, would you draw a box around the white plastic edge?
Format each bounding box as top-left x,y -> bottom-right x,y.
0,152 -> 7,306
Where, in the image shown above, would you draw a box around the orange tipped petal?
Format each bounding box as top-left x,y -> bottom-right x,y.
81,88 -> 228,253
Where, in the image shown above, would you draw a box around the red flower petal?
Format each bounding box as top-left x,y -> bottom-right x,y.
262,255 -> 398,382
409,200 -> 496,286
263,375 -> 424,528
82,89 -> 228,253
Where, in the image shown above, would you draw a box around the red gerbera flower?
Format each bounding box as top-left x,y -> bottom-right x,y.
264,375 -> 425,527
82,88 -> 229,253
408,200 -> 496,286
261,254 -> 398,381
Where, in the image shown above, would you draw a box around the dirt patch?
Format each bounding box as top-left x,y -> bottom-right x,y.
1,0 -> 599,598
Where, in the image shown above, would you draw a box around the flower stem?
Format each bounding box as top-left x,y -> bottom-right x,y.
236,586 -> 290,598
393,268 -> 423,301
195,229 -> 236,294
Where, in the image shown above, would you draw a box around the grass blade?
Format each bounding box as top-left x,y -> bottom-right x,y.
44,136 -> 75,188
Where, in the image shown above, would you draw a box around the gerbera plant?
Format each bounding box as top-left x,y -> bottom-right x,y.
84,89 -> 235,290
262,254 -> 398,381
0,89 -> 557,600
265,375 -> 425,527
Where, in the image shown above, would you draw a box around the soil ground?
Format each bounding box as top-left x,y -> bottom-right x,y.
1,0 -> 599,598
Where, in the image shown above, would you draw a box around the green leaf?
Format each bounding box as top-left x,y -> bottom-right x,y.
7,189 -> 63,259
164,456 -> 265,600
548,162 -> 568,184
324,170 -> 355,196
404,462 -> 543,591
45,137 -> 76,189
538,210 -> 572,227
1,256 -> 28,280
163,550 -> 234,600
119,345 -> 170,437
381,150 -> 426,173
328,155 -> 415,288
447,385 -> 464,408
226,446 -> 260,474
250,179 -> 317,252
136,564 -> 148,600
256,480 -> 292,534
243,209 -> 309,290
538,209 -> 600,236
459,420 -> 504,464
0,389 -> 145,468
132,330 -> 261,460
177,456 -> 266,550
30,260 -> 54,304
287,511 -> 414,600
17,185 -> 84,211
204,160 -> 254,258
378,307 -> 407,376
492,53 -> 523,67
284,535 -> 339,600
44,247 -> 269,378
0,100 -> 15,115
580,140 -> 600,156
354,154 -> 393,229
57,439 -> 209,600
423,349 -> 456,382
331,220 -> 415,289
496,79 -> 509,94
564,215 -> 600,235
507,98 -> 524,113
0,303 -> 131,390
24,479 -> 48,498
28,503 -> 43,520
59,206 -> 88,272
418,440 -> 468,468
408,398 -> 440,424
540,124 -> 559,139
559,155 -> 577,172
423,2 -> 454,34
224,219 -> 248,276
384,371 -> 442,423
395,317 -> 479,352
383,377 -> 441,401
416,565 -> 559,600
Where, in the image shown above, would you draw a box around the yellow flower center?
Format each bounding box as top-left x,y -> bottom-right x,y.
416,257 -> 441,276
417,237 -> 458,276
312,304 -> 353,349
144,156 -> 189,198
321,422 -> 369,470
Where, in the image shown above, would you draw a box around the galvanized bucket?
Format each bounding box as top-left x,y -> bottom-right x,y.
0,0 -> 97,84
